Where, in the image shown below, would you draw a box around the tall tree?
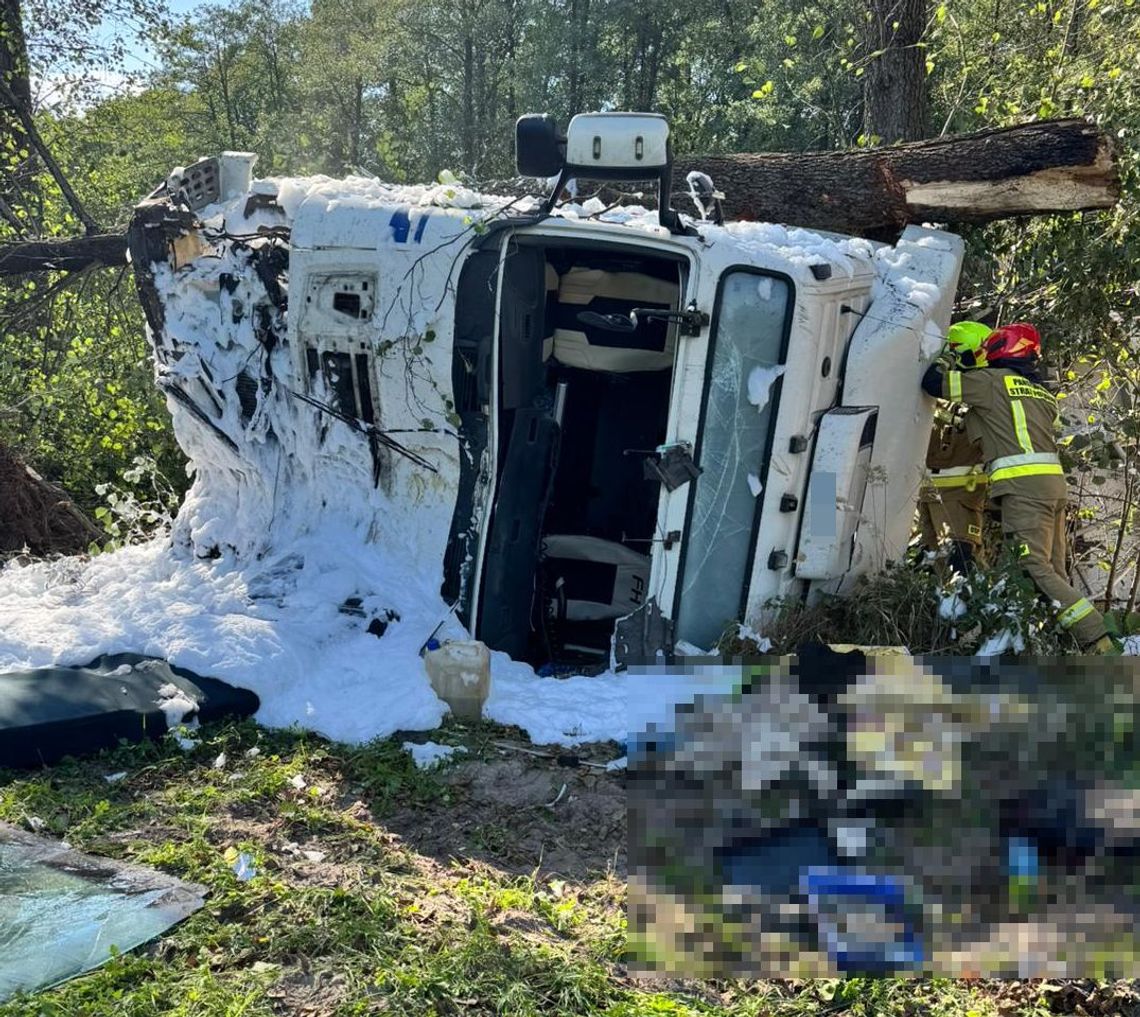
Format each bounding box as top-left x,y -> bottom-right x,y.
863,0 -> 929,142
1,0 -> 33,233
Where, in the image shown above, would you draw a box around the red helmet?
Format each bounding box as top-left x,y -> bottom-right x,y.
983,322 -> 1041,362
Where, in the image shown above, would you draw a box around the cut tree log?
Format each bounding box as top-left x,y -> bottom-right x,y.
669,118 -> 1119,235
0,118 -> 1121,277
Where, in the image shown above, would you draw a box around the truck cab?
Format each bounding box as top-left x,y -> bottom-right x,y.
128,112 -> 963,672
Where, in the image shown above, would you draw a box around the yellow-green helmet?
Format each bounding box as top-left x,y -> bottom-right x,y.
947,320 -> 992,354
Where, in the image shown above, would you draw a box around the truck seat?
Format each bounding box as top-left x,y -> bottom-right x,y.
551,266 -> 678,372
541,534 -> 650,622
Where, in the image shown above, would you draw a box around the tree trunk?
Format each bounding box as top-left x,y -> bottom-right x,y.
668,117 -> 1117,235
476,118 -> 1118,237
0,233 -> 127,274
1,0 -> 33,225
462,31 -> 475,171
863,0 -> 929,144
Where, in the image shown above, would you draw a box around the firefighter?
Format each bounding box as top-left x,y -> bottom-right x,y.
917,404 -> 988,573
920,321 -> 1118,654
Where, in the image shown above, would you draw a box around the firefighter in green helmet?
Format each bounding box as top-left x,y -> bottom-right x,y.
921,321 -> 1119,654
916,322 -> 991,573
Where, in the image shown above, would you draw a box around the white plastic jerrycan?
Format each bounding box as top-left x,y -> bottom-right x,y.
423,639 -> 491,721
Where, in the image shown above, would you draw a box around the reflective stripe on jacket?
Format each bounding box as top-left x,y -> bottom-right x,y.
929,465 -> 989,489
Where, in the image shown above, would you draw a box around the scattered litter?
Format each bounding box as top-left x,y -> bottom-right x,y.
938,595 -> 967,620
169,721 -> 200,751
244,746 -> 260,759
490,739 -> 612,771
231,851 -> 257,882
24,817 -> 45,833
402,741 -> 466,770
977,629 -> 1025,657
103,772 -> 128,784
605,756 -> 627,772
674,640 -> 712,657
302,849 -> 327,863
212,752 -> 227,769
733,622 -> 773,653
288,773 -> 307,790
543,783 -> 568,808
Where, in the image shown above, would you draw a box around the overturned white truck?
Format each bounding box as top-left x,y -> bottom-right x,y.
128,113 -> 963,670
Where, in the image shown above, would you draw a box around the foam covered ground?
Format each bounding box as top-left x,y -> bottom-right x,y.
0,541 -> 736,746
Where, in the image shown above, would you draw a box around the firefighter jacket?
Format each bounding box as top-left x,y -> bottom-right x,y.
934,367 -> 1065,501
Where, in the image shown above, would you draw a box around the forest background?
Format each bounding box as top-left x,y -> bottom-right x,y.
1,0 -> 1138,614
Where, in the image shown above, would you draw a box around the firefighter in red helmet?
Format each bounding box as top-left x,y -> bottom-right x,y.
921,322 -> 1117,653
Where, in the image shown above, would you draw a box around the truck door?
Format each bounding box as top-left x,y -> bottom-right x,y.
471,239 -> 554,660
668,269 -> 794,651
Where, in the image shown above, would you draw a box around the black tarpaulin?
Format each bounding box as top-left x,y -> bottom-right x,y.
0,653 -> 259,769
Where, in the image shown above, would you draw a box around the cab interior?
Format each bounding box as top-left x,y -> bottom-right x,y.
444,236 -> 688,668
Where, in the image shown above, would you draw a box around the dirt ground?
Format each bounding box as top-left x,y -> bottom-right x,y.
385,755 -> 627,879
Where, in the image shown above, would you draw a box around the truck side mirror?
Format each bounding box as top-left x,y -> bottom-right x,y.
515,114 -> 565,178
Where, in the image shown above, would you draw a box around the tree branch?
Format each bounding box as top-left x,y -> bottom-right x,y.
0,119 -> 1122,277
0,233 -> 127,275
0,78 -> 102,235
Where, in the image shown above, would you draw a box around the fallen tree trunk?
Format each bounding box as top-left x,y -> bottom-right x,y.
0,233 -> 127,275
492,118 -> 1119,236
672,118 -> 1119,234
0,118 -> 1121,277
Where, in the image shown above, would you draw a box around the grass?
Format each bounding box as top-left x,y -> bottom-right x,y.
1,720 -> 1136,1016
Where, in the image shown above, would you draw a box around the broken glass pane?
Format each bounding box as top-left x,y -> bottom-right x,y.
0,824 -> 205,1001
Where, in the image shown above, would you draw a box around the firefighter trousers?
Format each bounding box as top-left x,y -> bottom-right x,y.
997,493 -> 1107,647
918,486 -> 987,552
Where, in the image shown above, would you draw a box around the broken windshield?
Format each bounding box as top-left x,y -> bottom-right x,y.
675,270 -> 791,649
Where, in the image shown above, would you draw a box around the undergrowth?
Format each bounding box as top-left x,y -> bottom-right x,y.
728,547 -> 1085,656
